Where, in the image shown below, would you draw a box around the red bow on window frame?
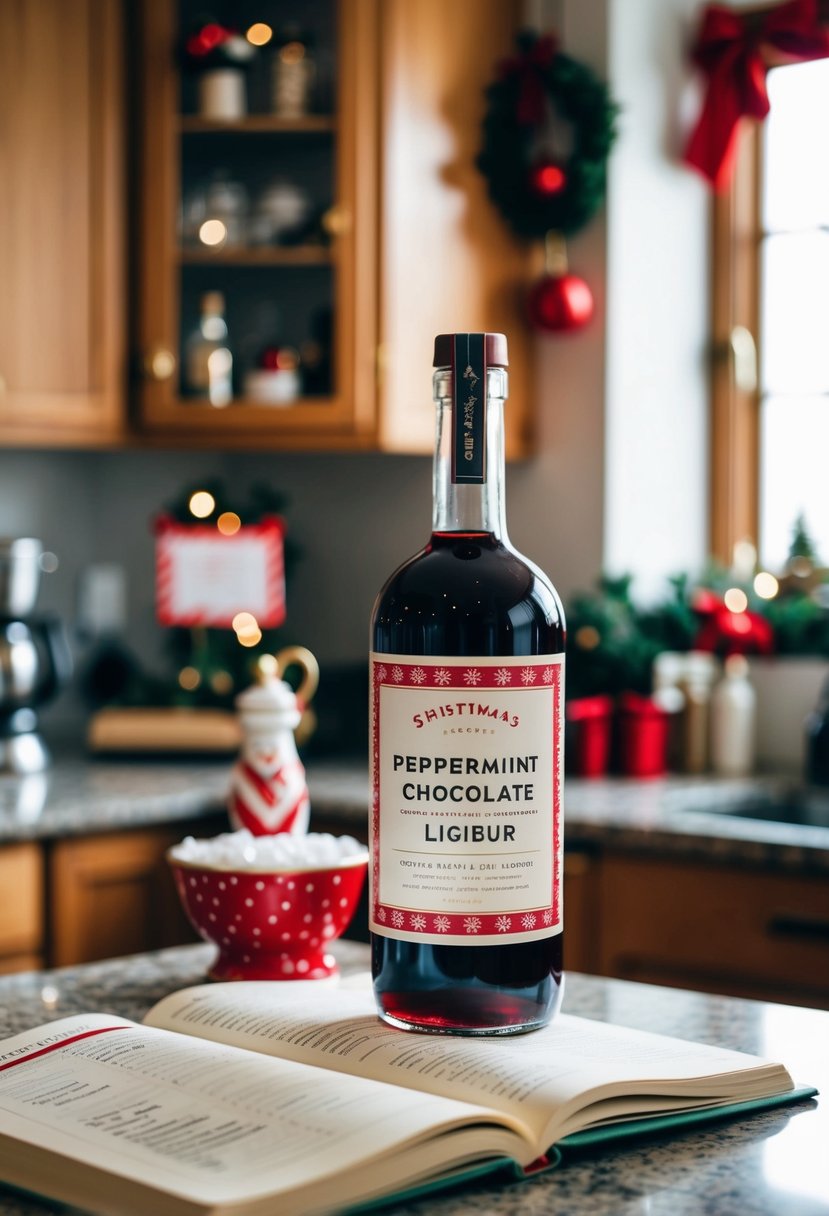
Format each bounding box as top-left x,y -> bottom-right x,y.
683,0 -> 829,190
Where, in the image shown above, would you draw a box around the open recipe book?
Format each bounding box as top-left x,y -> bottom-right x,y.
0,979 -> 815,1216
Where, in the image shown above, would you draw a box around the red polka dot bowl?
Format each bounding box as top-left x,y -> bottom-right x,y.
168,846 -> 368,981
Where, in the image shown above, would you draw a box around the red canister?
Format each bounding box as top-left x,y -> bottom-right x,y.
617,692 -> 670,778
566,695 -> 614,777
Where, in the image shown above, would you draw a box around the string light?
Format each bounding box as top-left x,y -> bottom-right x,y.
210,670 -> 234,695
753,572 -> 779,600
199,219 -> 227,247
217,511 -> 242,535
189,490 -> 215,518
232,610 -> 262,648
246,22 -> 272,45
724,587 -> 748,614
178,666 -> 201,690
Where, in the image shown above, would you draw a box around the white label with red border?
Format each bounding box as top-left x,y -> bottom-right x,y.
370,653 -> 564,946
155,515 -> 286,629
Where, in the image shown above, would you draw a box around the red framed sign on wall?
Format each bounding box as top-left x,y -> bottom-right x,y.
155,515 -> 286,628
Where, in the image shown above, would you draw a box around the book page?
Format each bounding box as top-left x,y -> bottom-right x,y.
147,985 -> 792,1148
0,1014 -> 527,1211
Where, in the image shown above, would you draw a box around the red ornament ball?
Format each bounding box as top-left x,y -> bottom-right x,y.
527,273 -> 593,332
529,159 -> 568,197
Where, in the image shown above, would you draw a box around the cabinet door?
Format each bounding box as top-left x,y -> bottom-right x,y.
563,850 -> 599,974
0,0 -> 125,445
0,844 -> 44,972
598,854 -> 829,1008
378,0 -> 533,457
49,827 -> 198,966
134,0 -> 379,447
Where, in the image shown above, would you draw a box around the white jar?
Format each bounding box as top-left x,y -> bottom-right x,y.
198,68 -> 246,120
711,654 -> 756,777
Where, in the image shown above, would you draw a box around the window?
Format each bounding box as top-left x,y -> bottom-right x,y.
712,58 -> 829,568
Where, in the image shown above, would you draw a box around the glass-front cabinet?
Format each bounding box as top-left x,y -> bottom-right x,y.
134,0 -> 378,446
133,0 -> 533,454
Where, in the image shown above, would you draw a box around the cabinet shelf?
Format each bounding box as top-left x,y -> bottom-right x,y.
180,246 -> 331,267
179,115 -> 335,134
178,397 -> 334,411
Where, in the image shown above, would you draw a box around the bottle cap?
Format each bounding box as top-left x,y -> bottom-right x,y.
433,332 -> 508,368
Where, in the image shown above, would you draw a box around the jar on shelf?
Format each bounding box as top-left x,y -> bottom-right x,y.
183,27 -> 257,120
248,182 -> 311,245
243,347 -> 301,405
271,27 -> 316,117
201,173 -> 249,247
198,67 -> 246,120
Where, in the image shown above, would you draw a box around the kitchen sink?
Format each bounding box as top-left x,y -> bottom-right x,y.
689,785 -> 829,829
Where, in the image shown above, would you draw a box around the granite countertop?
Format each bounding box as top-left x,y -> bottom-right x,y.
1,757 -> 828,874
0,942 -> 825,1215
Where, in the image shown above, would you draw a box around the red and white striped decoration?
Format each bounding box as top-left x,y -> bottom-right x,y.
229,756 -> 310,837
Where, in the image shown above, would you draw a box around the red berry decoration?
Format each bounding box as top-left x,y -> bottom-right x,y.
529,159 -> 568,197
528,272 -> 593,332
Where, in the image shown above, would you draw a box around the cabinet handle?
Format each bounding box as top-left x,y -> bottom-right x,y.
143,347 -> 177,381
767,914 -> 829,942
0,373 -> 6,396
322,205 -> 352,237
729,325 -> 758,394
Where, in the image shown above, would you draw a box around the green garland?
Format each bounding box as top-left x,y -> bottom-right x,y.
477,32 -> 619,240
567,562 -> 829,702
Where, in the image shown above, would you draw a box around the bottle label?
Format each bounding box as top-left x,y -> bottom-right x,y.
369,654 -> 564,945
451,333 -> 487,485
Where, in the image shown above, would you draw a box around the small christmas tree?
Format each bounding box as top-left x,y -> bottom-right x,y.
788,513 -> 821,565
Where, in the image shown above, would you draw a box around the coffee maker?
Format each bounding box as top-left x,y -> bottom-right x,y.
0,539 -> 72,773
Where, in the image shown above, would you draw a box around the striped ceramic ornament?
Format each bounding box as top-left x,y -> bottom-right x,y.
228,661 -> 311,836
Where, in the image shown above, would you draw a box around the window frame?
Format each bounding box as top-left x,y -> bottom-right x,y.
710,122 -> 763,566
710,32 -> 829,564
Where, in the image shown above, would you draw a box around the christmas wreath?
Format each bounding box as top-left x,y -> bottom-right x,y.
477,33 -> 618,240
476,32 -> 618,331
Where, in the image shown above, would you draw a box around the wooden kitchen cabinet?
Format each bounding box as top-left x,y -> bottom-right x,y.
0,0 -> 126,446
48,825 -> 202,966
597,854 -> 829,1009
0,0 -> 532,453
562,849 -> 600,975
0,844 -> 45,974
133,0 -> 533,454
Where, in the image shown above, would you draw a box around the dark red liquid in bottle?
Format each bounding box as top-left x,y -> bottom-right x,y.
371,530 -> 565,1034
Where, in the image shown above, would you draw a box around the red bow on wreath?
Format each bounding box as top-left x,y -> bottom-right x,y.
499,33 -> 559,125
684,0 -> 829,190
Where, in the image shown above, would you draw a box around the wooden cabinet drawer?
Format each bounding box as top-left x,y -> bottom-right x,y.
563,850 -> 599,974
0,844 -> 43,956
598,855 -> 829,1005
49,827 -> 196,967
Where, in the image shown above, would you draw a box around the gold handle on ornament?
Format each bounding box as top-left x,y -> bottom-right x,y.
275,645 -> 319,706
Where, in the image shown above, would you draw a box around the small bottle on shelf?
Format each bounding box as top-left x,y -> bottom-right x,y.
369,332 -> 566,1036
185,291 -> 233,407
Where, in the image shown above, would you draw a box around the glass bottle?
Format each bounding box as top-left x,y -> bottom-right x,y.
185,291 -> 233,407
271,26 -> 316,118
370,332 -> 565,1035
